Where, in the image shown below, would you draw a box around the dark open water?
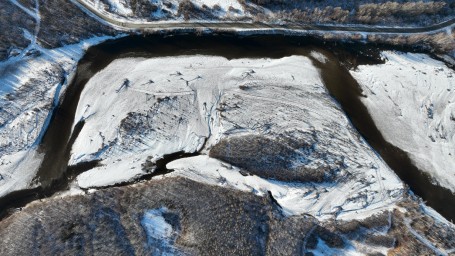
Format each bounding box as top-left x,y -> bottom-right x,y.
1,34 -> 453,222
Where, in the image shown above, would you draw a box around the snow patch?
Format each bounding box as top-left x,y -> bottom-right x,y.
310,51 -> 328,64
72,55 -> 403,221
101,0 -> 132,16
310,238 -> 362,256
351,51 -> 455,192
0,35 -> 120,197
142,208 -> 173,240
141,207 -> 179,255
166,155 -> 401,221
192,0 -> 244,14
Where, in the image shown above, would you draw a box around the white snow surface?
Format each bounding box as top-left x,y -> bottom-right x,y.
310,238 -> 361,256
166,155 -> 401,221
98,0 -> 132,16
420,203 -> 455,228
74,54 -> 404,220
141,207 -> 174,240
310,51 -> 328,64
141,207 -> 179,255
350,51 -> 455,192
191,0 -> 244,13
0,35 -> 118,197
83,0 -> 245,21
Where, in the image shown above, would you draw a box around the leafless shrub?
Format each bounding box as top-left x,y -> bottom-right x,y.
228,6 -> 240,13
356,1 -> 446,24
248,0 -> 453,26
163,1 -> 173,8
213,4 -> 222,12
178,0 -> 196,20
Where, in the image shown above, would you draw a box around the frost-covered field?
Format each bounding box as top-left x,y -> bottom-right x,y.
71,54 -> 404,220
0,36 -> 116,197
351,51 -> 455,192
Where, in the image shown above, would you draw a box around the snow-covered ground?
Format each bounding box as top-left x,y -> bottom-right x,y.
192,0 -> 243,10
72,54 -> 404,220
141,207 -> 180,255
0,35 -> 118,197
97,0 -> 132,16
165,155 -> 401,221
72,56 -> 218,187
309,238 -> 365,256
82,0 -> 246,22
351,51 -> 455,192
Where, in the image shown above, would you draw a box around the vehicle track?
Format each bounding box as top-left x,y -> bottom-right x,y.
73,0 -> 455,34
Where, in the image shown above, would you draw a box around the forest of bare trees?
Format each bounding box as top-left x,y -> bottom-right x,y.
0,0 -> 113,61
1,0 -> 454,61
246,0 -> 454,26
0,1 -> 35,60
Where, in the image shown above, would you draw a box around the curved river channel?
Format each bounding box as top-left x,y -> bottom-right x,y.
1,34 -> 454,222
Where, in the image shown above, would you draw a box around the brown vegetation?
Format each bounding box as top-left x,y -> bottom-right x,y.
276,6 -> 350,23
176,0 -> 218,20
0,1 -> 36,60
210,135 -> 346,183
249,0 -> 453,27
37,0 -> 114,48
0,176 -> 453,255
356,1 -> 447,24
366,32 -> 455,53
178,0 -> 197,20
0,0 -> 114,60
129,0 -> 158,17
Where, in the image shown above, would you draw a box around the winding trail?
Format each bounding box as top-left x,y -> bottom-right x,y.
72,0 -> 455,34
